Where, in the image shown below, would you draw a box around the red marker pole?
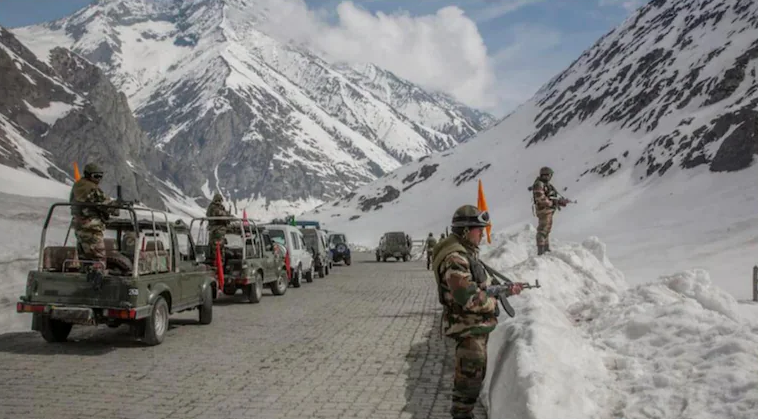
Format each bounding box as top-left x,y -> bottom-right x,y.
215,242 -> 225,292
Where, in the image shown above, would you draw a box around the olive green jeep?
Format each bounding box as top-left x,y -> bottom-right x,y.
17,202 -> 215,346
191,216 -> 288,303
376,231 -> 412,262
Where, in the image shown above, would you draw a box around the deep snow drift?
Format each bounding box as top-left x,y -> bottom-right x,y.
479,226 -> 758,419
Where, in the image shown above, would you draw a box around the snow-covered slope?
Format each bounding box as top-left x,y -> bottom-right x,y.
306,0 -> 758,298
12,0 -> 493,219
479,228 -> 758,419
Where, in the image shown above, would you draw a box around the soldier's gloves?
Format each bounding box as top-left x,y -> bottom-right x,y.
558,198 -> 570,207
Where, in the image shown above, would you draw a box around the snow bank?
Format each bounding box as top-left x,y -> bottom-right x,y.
480,226 -> 758,419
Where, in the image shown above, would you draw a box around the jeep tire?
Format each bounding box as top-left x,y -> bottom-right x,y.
143,296 -> 169,346
199,285 -> 213,324
245,272 -> 264,303
38,315 -> 73,343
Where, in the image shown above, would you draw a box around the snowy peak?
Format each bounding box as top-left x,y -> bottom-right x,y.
11,0 -> 493,219
527,0 -> 758,175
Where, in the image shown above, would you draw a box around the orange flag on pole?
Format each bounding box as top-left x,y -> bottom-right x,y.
477,179 -> 492,244
73,162 -> 81,181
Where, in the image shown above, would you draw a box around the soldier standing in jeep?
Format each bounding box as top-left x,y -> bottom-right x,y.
69,162 -> 118,275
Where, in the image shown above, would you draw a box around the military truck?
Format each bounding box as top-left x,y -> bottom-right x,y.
191,216 -> 288,303
376,231 -> 412,262
16,203 -> 215,346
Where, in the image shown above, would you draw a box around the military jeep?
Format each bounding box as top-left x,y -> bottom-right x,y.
191,216 -> 288,303
302,228 -> 330,278
328,232 -> 351,266
376,231 -> 412,262
16,203 -> 215,346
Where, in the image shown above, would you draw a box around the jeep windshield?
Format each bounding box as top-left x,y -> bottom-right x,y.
302,230 -> 319,250
268,229 -> 286,245
330,234 -> 346,245
386,233 -> 406,244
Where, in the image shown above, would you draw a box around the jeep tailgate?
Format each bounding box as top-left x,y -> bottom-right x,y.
26,272 -> 131,308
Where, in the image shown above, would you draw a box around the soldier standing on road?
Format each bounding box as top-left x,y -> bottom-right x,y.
432,205 -> 523,419
423,232 -> 438,270
206,193 -> 230,254
69,163 -> 119,273
531,166 -> 569,255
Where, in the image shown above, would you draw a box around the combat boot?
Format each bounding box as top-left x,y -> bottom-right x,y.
537,245 -> 545,255
544,243 -> 551,252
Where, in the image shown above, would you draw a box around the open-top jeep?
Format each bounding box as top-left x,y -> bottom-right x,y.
191,216 -> 288,303
16,202 -> 215,346
377,231 -> 412,262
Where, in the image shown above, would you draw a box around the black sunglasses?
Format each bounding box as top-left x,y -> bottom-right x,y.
92,173 -> 104,180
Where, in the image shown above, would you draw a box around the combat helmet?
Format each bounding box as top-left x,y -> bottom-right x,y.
83,162 -> 103,177
451,205 -> 490,228
212,193 -> 223,202
428,232 -> 433,237
539,166 -> 553,176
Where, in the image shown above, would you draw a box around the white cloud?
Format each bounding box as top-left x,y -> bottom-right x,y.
255,0 -> 499,110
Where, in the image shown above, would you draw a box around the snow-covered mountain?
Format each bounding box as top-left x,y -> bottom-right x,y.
0,26 -> 185,210
11,0 -> 493,219
306,0 -> 758,298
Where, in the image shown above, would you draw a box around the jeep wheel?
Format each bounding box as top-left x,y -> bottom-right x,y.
403,254 -> 409,262
292,266 -> 302,288
38,316 -> 73,343
245,272 -> 264,303
211,282 -> 218,300
270,270 -> 288,296
305,264 -> 314,283
345,257 -> 351,266
199,286 -> 213,325
325,264 -> 330,275
143,296 -> 169,346
318,264 -> 325,278
376,254 -> 380,262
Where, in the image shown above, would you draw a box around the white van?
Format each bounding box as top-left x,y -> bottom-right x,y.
264,224 -> 315,288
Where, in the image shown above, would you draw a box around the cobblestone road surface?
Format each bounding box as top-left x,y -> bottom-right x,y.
0,252 -> 487,419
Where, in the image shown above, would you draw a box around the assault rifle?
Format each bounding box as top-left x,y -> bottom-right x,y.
480,260 -> 540,318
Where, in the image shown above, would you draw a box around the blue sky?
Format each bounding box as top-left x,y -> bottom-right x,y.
0,0 -> 643,116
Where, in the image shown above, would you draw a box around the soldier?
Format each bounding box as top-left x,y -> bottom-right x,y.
432,205 -> 523,419
206,193 -> 230,254
69,163 -> 119,272
531,166 -> 569,255
423,232 -> 437,270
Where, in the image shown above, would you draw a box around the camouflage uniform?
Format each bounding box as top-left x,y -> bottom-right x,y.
69,163 -> 117,271
432,205 -> 497,419
425,233 -> 438,270
532,166 -> 561,255
206,193 -> 230,251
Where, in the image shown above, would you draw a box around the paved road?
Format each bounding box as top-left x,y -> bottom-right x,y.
0,252 -> 487,419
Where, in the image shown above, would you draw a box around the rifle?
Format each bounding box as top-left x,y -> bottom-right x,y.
480,260 -> 540,318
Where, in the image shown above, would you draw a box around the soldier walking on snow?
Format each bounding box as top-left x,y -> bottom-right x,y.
69,163 -> 119,273
531,166 -> 570,255
422,232 -> 437,270
432,205 -> 523,419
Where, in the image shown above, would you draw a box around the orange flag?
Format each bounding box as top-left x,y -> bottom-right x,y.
73,162 -> 81,181
477,179 -> 491,244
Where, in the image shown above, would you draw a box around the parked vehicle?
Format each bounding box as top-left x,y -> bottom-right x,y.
17,203 -> 214,346
191,217 -> 288,303
302,228 -> 330,278
328,232 -> 351,266
264,224 -> 315,288
376,231 -> 412,262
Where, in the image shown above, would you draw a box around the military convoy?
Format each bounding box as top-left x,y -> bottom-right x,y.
15,201 -> 361,346
376,231 -> 413,262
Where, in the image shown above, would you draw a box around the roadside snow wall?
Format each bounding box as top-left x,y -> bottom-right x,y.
479,225 -> 758,419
